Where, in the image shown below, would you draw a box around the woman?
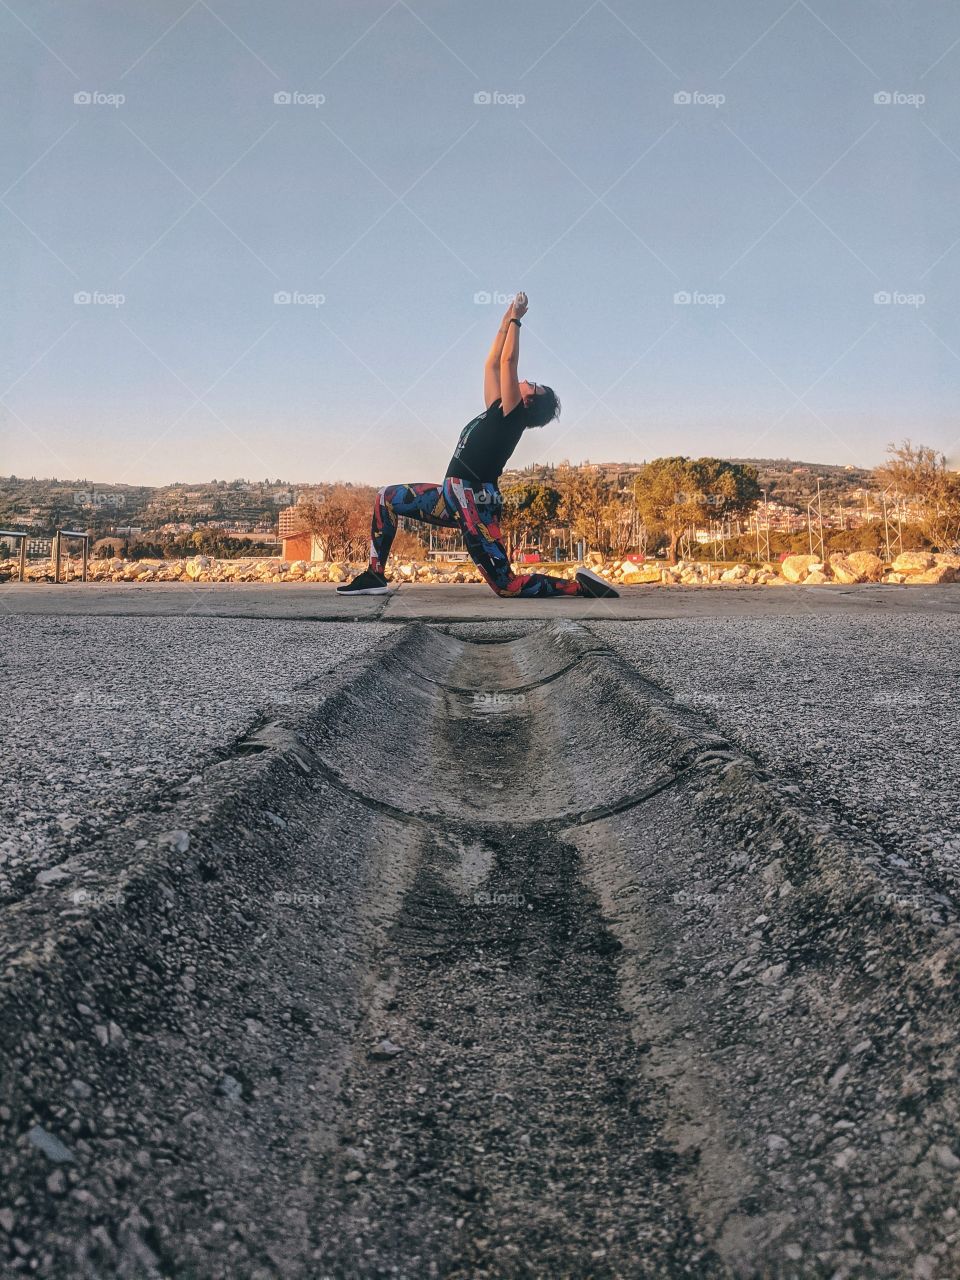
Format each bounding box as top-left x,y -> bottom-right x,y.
337,292 -> 618,598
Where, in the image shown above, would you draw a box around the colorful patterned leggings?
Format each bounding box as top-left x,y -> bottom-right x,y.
369,478 -> 583,598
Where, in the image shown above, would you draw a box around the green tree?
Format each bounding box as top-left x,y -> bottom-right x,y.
558,470 -> 613,551
501,483 -> 561,552
633,457 -> 761,562
875,441 -> 960,550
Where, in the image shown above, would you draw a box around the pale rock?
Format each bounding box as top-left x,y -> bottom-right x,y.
892,551 -> 935,574
327,563 -> 346,583
935,552 -> 960,569
185,556 -> 211,580
934,1143 -> 960,1170
884,572 -> 906,584
621,562 -> 661,584
720,564 -> 749,582
781,554 -> 820,583
846,550 -> 884,581
913,564 -> 957,584
804,569 -> 829,584
829,553 -> 864,584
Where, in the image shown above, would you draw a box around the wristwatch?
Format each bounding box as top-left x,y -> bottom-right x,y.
509,318 -> 522,327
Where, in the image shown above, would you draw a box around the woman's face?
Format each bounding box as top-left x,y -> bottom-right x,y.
520,380 -> 541,407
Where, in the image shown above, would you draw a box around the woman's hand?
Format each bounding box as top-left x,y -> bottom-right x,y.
509,291 -> 528,320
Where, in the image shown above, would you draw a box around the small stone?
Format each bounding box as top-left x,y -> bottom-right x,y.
368,1038 -> 403,1061
934,1144 -> 960,1171
45,1170 -> 66,1194
36,865 -> 73,886
828,1063 -> 849,1089
217,1074 -> 244,1103
159,830 -> 190,853
28,1125 -> 76,1164
759,963 -> 788,985
344,1169 -> 363,1183
0,1209 -> 15,1233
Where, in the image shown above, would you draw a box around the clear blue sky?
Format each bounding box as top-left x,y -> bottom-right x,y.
3,0 -> 958,485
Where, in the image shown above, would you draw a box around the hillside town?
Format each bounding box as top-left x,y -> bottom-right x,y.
1,451 -> 948,573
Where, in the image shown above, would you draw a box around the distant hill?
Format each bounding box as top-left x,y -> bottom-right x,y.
0,456 -> 879,533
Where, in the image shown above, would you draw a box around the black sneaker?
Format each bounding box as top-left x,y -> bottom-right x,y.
576,567 -> 619,598
336,569 -> 391,595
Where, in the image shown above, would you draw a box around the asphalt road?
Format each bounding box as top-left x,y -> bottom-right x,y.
5,616 -> 959,1277
2,580 -> 959,620
593,612 -> 960,903
0,615 -> 393,904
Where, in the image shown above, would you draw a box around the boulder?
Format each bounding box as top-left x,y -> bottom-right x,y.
829,553 -> 864,584
884,572 -> 906,584
781,554 -> 820,583
804,569 -> 829,584
846,550 -> 884,582
912,564 -> 957,584
185,555 -> 212,580
892,551 -> 935,575
327,563 -> 346,583
935,552 -> 960,570
621,562 -> 661,584
719,563 -> 750,583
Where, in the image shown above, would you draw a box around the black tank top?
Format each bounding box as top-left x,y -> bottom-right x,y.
444,398 -> 526,487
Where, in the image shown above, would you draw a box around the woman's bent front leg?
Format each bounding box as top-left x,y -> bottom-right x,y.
369,483 -> 455,575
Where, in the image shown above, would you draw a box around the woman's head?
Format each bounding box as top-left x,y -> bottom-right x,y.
519,381 -> 561,428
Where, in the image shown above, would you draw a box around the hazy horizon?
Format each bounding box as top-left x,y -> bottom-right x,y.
4,1 -> 959,485
1,447 -> 887,492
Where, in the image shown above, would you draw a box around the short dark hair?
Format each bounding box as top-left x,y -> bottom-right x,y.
524,385 -> 560,428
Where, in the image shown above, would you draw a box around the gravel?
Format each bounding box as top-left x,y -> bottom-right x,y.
0,615 -> 394,903
592,613 -> 960,899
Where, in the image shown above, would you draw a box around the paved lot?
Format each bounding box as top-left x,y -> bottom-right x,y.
2,580 -> 959,620
0,616 -> 392,902
594,613 -> 960,900
3,592 -> 958,907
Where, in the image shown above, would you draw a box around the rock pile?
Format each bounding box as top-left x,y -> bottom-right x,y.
1,549 -> 958,587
